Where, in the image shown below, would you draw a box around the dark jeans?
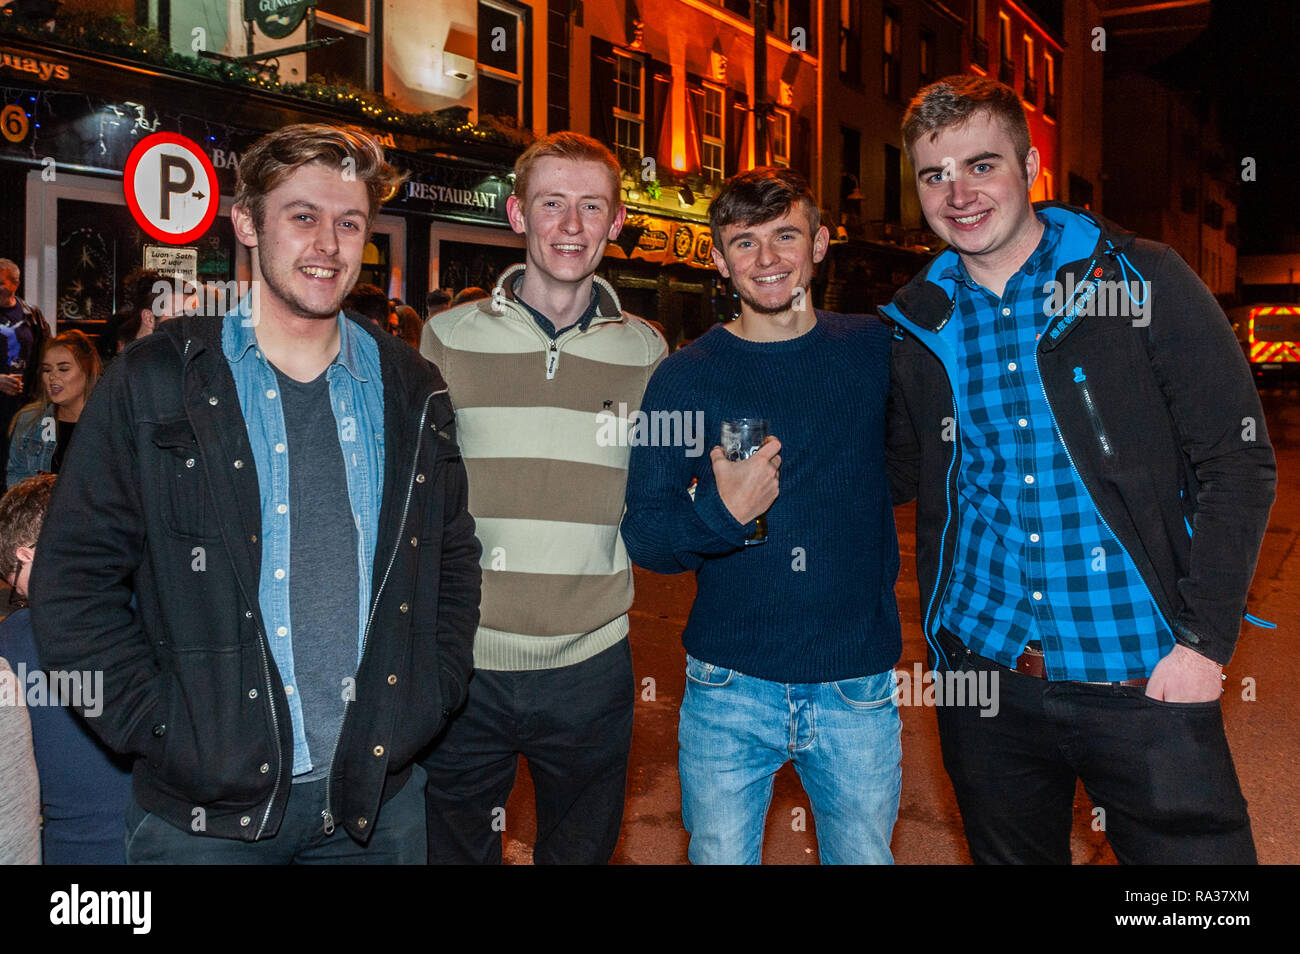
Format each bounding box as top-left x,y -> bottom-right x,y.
934,628 -> 1256,865
124,766 -> 427,864
421,639 -> 635,865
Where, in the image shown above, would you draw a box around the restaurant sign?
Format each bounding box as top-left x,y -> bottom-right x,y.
393,160 -> 512,226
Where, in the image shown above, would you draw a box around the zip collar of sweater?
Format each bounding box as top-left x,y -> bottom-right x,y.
490,263 -> 626,337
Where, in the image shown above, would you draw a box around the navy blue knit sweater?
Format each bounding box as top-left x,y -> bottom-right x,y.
621,311 -> 901,682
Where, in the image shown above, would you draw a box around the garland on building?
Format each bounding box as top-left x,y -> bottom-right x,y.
0,12 -> 533,152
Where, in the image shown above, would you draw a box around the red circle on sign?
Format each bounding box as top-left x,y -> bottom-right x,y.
1093,267 -> 1103,278
123,132 -> 220,245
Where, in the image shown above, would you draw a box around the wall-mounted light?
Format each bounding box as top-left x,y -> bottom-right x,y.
442,51 -> 476,81
678,185 -> 696,207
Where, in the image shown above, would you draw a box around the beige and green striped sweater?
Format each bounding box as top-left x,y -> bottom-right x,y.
421,264 -> 666,670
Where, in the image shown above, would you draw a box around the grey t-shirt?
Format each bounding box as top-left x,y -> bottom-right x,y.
271,364 -> 360,784
0,656 -> 40,864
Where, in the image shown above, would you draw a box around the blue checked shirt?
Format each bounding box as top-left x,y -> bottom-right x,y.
938,217 -> 1174,681
222,307 -> 385,775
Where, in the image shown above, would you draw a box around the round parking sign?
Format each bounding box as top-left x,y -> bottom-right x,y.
123,132 -> 219,245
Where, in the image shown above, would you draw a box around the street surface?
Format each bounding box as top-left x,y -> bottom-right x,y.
497,385 -> 1300,865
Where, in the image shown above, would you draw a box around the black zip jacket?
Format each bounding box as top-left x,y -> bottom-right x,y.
31,313 -> 481,843
881,202 -> 1275,666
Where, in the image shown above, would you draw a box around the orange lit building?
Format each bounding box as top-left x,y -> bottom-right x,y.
966,0 -> 1063,203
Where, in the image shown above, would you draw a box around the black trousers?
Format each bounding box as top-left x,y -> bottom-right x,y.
421,639 -> 635,865
934,628 -> 1256,865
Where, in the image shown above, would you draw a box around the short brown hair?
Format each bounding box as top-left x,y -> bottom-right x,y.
902,75 -> 1031,171
234,124 -> 407,229
342,283 -> 390,326
709,166 -> 821,240
0,473 -> 55,579
513,131 -> 621,205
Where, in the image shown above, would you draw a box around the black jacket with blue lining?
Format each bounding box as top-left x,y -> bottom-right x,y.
881,202 -> 1276,667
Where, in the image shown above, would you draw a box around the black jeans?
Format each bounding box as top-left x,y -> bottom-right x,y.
124,766 -> 427,864
421,639 -> 635,865
934,628 -> 1256,865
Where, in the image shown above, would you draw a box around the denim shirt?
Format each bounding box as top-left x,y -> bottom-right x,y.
221,308 -> 385,776
6,403 -> 54,487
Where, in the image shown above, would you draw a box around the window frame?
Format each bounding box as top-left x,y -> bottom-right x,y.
476,0 -> 527,124
771,107 -> 791,167
612,49 -> 647,170
701,82 -> 727,183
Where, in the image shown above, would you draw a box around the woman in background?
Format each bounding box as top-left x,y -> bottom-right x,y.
6,330 -> 101,486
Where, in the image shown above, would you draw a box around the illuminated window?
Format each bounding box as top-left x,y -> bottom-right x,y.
613,51 -> 645,169
771,109 -> 791,166
308,0 -> 374,89
840,0 -> 862,83
1022,34 -> 1036,106
971,0 -> 988,70
702,84 -> 726,183
1043,51 -> 1057,118
477,1 -> 526,122
883,6 -> 900,100
998,12 -> 1013,85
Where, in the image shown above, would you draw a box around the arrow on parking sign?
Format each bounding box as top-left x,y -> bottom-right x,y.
123,132 -> 220,245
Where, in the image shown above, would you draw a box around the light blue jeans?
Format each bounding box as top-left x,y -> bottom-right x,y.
678,654 -> 902,865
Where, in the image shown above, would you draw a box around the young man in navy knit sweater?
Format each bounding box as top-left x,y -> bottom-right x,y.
622,168 -> 902,864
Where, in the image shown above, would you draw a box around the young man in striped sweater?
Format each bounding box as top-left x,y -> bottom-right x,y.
420,132 -> 665,864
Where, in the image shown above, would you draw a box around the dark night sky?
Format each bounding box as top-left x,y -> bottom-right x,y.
1156,0 -> 1300,251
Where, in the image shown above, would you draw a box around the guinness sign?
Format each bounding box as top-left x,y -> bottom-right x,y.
244,0 -> 316,40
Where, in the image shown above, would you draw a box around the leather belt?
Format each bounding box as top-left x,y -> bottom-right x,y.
1013,644 -> 1149,688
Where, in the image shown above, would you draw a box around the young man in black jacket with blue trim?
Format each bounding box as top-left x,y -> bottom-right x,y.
883,76 -> 1274,864
30,125 -> 481,863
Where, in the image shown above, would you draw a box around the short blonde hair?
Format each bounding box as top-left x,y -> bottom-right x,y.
235,124 -> 408,228
513,131 -> 621,205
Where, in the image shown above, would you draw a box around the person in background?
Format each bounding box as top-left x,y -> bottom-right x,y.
449,286 -> 489,307
0,652 -> 40,864
425,289 -> 451,322
0,473 -> 133,863
0,258 -> 47,491
342,282 -> 391,328
394,304 -> 422,349
123,268 -> 190,339
7,330 -> 101,487
110,309 -> 144,356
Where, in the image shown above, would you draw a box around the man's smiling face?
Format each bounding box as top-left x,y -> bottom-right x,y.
710,202 -> 829,318
912,109 -> 1039,264
507,156 -> 625,287
233,160 -> 371,322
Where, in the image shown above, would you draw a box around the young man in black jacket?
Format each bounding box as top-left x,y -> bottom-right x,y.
883,76 -> 1275,864
31,124 -> 481,863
